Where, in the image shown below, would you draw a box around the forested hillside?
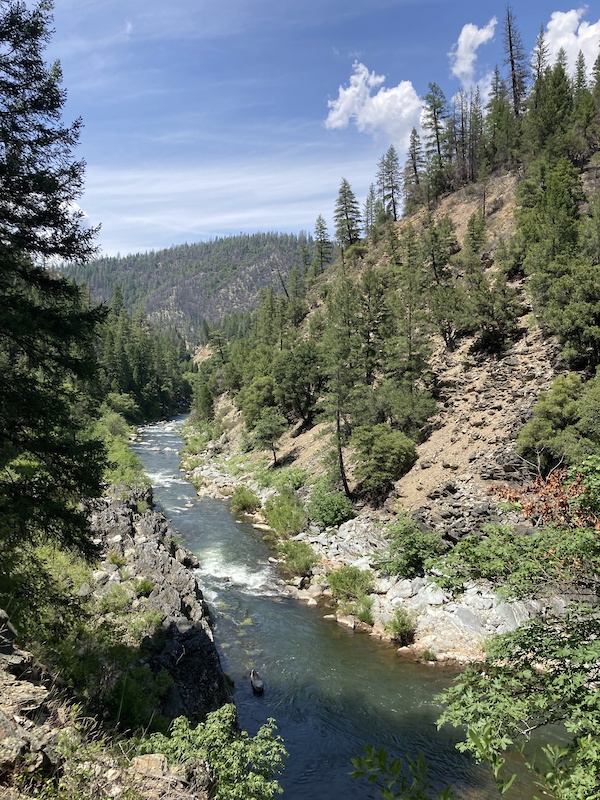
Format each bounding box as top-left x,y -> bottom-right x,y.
62,231 -> 317,341
180,12 -> 600,797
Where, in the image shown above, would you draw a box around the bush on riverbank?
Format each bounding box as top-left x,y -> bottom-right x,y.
375,515 -> 445,579
278,541 -> 317,576
328,566 -> 375,622
140,703 -> 287,800
263,488 -> 308,537
230,485 -> 261,517
431,523 -> 600,599
307,478 -> 355,528
385,607 -> 416,645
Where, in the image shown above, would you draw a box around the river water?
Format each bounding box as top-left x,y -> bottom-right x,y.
132,417 -> 534,800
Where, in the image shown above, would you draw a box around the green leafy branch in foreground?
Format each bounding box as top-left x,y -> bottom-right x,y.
437,606 -> 600,800
429,523 -> 600,599
351,746 -> 453,799
140,704 -> 287,800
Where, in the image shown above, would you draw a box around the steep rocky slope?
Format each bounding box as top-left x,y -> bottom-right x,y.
0,489 -> 229,799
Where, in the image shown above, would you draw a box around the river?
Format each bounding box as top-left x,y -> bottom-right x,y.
132,417 -> 535,800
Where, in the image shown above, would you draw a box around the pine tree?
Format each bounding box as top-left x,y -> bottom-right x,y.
485,66 -> 514,169
503,4 -> 528,119
403,128 -> 425,212
323,270 -> 362,496
0,1 -> 106,576
333,178 -> 362,249
363,184 -> 377,239
377,145 -> 402,221
569,51 -> 596,167
422,83 -> 449,200
311,214 -> 333,278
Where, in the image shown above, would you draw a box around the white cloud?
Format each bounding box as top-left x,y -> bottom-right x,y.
324,62 -> 422,152
82,154 -> 377,255
449,17 -> 497,89
545,8 -> 600,76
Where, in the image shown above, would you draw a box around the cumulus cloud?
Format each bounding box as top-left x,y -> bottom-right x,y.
449,17 -> 497,89
544,8 -> 600,76
324,62 -> 423,152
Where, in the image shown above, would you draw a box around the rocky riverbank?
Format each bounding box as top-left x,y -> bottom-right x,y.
0,486 -> 230,799
86,485 -> 231,719
181,437 -> 564,663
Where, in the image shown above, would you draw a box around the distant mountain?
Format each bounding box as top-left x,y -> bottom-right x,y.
63,231 -> 313,340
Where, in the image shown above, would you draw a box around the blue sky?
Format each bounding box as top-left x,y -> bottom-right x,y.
48,0 -> 600,257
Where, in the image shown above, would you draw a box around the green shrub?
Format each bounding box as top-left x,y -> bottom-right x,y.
97,583 -> 133,614
421,648 -> 437,662
351,424 -> 417,498
431,523 -> 600,599
327,565 -> 374,602
230,485 -> 261,517
307,479 -> 354,528
109,666 -> 173,731
516,371 -> 600,472
127,609 -> 164,642
263,488 -> 308,537
134,578 -> 154,598
107,551 -> 126,568
568,454 -> 600,518
385,606 -> 416,645
140,703 -> 286,800
278,541 -> 317,576
376,515 -> 445,578
257,465 -> 308,492
352,594 -> 374,625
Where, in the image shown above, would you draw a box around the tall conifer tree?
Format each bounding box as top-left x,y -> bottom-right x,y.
0,0 -> 107,566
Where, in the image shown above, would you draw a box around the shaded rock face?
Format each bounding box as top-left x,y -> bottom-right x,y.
88,487 -> 231,721
0,609 -> 213,800
0,611 -> 60,782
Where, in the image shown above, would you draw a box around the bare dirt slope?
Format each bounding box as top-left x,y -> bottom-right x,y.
395,316 -> 559,516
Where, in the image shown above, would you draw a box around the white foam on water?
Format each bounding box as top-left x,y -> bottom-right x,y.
146,471 -> 188,488
195,550 -> 279,597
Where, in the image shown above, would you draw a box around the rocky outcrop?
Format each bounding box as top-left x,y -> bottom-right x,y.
392,323 -> 560,540
88,486 -> 230,720
0,611 -> 60,782
286,520 -> 559,661
0,487 -> 230,797
0,611 -> 211,799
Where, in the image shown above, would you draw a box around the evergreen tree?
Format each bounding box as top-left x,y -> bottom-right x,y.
467,88 -> 485,182
272,340 -> 324,425
485,67 -> 514,169
333,178 -> 362,249
568,51 -> 596,167
0,0 -> 106,570
252,407 -> 287,467
386,224 -> 428,380
363,183 -> 377,239
310,214 -> 332,281
403,127 -> 425,212
377,145 -> 402,221
422,83 -> 449,200
503,4 -> 528,119
323,269 -> 362,496
524,48 -> 572,161
356,265 -> 394,384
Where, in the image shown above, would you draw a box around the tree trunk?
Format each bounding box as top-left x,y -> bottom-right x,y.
336,409 -> 351,498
